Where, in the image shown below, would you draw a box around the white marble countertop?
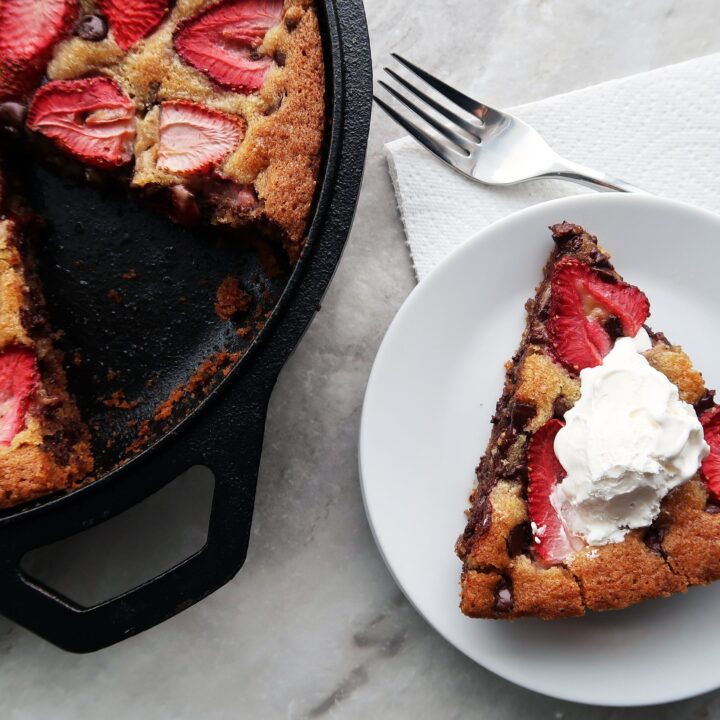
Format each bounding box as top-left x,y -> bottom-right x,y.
4,1 -> 720,718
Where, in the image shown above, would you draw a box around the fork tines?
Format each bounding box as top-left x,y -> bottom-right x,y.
374,54 -> 490,163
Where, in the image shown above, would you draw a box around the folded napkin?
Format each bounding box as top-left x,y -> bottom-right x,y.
385,53 -> 720,281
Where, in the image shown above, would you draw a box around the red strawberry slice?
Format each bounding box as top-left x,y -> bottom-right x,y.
548,269 -> 611,371
174,0 -> 283,93
527,419 -> 575,564
0,347 -> 40,446
0,0 -> 77,101
98,0 -> 170,52
157,101 -> 243,175
583,270 -> 649,336
27,77 -> 136,168
701,406 -> 720,501
548,257 -> 649,372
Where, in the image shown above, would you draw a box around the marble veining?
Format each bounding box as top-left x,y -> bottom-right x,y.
3,1 -> 720,717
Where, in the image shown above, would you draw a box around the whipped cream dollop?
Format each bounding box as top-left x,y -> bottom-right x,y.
551,331 -> 709,546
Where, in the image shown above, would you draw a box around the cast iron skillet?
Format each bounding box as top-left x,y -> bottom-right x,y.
0,0 -> 371,653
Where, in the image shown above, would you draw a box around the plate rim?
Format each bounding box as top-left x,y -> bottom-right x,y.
359,192 -> 720,707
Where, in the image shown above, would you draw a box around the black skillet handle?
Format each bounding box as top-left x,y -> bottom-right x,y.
0,367 -> 275,653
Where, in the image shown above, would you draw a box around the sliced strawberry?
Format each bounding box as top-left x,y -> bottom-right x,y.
0,347 -> 40,446
0,0 -> 77,101
548,272 -> 611,370
157,101 -> 243,175
701,406 -> 720,501
174,0 -> 283,93
98,0 -> 170,52
528,419 -> 575,564
548,257 -> 649,372
27,77 -> 136,168
583,271 -> 649,336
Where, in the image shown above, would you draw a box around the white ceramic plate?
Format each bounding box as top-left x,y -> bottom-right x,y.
359,194 -> 720,706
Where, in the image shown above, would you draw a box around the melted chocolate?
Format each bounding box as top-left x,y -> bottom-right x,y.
552,395 -> 572,420
0,101 -> 27,130
695,389 -> 716,417
603,314 -> 624,341
75,14 -> 108,41
706,499 -> 720,515
506,522 -> 532,558
511,400 -> 536,430
493,576 -> 514,612
643,526 -> 666,554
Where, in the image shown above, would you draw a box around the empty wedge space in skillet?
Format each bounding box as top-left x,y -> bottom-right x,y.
456,221 -> 720,619
1,0 -> 326,263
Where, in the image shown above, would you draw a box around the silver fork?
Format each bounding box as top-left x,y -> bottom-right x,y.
375,54 -> 646,194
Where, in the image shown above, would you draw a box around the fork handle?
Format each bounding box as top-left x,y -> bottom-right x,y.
547,160 -> 650,194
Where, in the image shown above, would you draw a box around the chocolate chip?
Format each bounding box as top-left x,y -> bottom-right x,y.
695,389 -> 716,417
646,327 -> 669,346
145,81 -> 161,108
506,522 -> 531,558
511,400 -> 536,430
500,463 -> 527,482
463,495 -> 492,542
563,235 -> 584,253
706,499 -> 720,514
0,101 -> 27,129
586,248 -> 613,271
75,14 -> 108,41
603,314 -> 624,341
527,324 -> 550,345
275,50 -> 286,67
592,266 -> 618,282
169,185 -> 200,225
552,395 -> 572,420
550,221 -> 582,240
493,576 -> 514,612
643,526 -> 665,554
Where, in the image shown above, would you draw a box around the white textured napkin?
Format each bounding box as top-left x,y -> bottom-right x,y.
386,53 -> 720,281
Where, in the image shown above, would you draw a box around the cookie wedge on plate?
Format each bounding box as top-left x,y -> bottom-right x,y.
455,222 -> 720,619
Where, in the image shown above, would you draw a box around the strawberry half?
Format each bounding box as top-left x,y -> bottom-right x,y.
548,257 -> 649,372
0,0 -> 77,101
174,0 -> 284,94
527,419 -> 575,564
157,101 -> 243,175
0,347 -> 40,446
701,406 -> 720,501
27,77 -> 136,168
98,0 -> 170,52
